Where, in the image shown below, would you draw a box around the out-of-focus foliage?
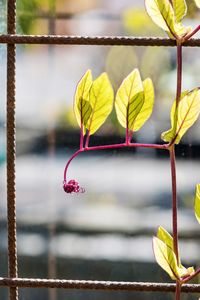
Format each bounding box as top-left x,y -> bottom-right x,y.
186,0 -> 200,17
106,46 -> 138,93
17,0 -> 54,34
195,184 -> 200,224
141,47 -> 171,82
17,0 -> 40,34
123,8 -> 163,36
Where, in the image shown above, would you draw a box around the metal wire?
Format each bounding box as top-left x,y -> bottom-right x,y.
0,278 -> 199,293
0,34 -> 200,46
7,0 -> 18,299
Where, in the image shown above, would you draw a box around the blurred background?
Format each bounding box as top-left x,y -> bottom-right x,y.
0,0 -> 200,299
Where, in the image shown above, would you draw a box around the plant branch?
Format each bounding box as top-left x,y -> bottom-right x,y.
176,43 -> 182,108
63,142 -> 169,183
175,281 -> 181,300
86,142 -> 168,151
182,267 -> 200,284
170,146 -> 179,263
80,124 -> 84,150
85,131 -> 90,148
184,25 -> 200,42
63,149 -> 83,183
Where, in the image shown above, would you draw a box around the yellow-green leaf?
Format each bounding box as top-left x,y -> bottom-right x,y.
157,226 -> 173,250
161,89 -> 200,144
153,237 -> 178,280
145,0 -> 190,38
115,69 -> 144,130
74,70 -> 93,134
172,0 -> 187,22
86,73 -> 114,135
153,237 -> 194,280
195,184 -> 200,224
133,78 -> 154,131
194,0 -> 200,8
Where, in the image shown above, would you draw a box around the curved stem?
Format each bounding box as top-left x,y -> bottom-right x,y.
63,142 -> 169,183
63,149 -> 83,183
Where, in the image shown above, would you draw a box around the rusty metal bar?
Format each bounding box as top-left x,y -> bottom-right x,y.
7,0 -> 18,299
0,35 -> 200,46
0,278 -> 200,293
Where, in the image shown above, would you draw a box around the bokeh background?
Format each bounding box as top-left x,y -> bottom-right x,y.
0,0 -> 200,299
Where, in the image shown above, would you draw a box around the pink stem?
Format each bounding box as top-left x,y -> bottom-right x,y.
125,128 -> 130,145
175,281 -> 181,300
63,149 -> 83,183
184,25 -> 200,42
181,267 -> 200,284
63,142 -> 169,183
80,125 -> 84,150
85,131 -> 90,148
176,43 -> 182,107
170,146 -> 179,264
86,143 -> 168,151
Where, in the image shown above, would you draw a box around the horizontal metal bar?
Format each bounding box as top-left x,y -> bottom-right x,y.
0,278 -> 200,293
0,34 -> 200,46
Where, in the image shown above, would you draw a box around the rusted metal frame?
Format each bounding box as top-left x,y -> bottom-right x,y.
0,35 -> 200,46
0,278 -> 200,293
7,0 -> 18,299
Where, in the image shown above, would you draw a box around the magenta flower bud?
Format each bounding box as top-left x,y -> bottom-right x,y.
63,179 -> 85,194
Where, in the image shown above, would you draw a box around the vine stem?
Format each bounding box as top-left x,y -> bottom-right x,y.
182,267 -> 200,284
175,282 -> 181,300
171,41 -> 183,300
80,124 -> 84,150
176,43 -> 182,107
170,146 -> 179,263
63,142 -> 168,183
184,25 -> 200,42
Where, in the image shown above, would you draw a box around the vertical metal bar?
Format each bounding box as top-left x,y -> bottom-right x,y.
7,0 -> 18,299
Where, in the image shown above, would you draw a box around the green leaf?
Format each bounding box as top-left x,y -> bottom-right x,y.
161,89 -> 200,144
133,78 -> 154,131
115,69 -> 144,130
145,0 -> 190,38
157,226 -> 173,250
86,73 -> 114,135
172,0 -> 187,22
74,70 -> 93,134
153,237 -> 179,280
194,0 -> 200,8
195,184 -> 200,224
153,237 -> 194,281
